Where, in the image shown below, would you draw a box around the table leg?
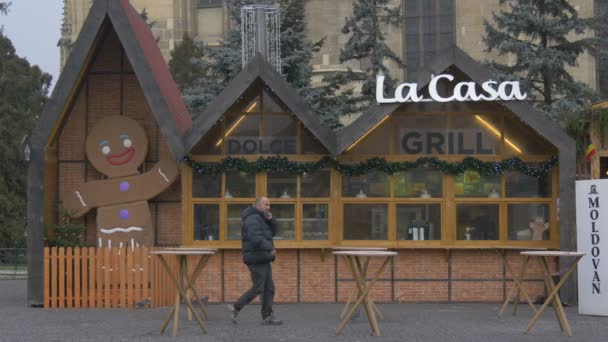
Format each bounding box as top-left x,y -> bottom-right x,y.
353,257 -> 384,320
157,255 -> 208,335
336,256 -> 391,336
353,256 -> 378,336
525,256 -> 582,336
500,254 -> 535,316
540,257 -> 570,335
339,255 -> 361,319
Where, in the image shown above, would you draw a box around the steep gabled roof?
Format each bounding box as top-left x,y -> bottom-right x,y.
183,54 -> 337,155
337,47 -> 575,156
31,0 -> 191,159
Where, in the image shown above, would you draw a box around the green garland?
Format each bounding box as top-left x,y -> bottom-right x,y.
184,155 -> 557,178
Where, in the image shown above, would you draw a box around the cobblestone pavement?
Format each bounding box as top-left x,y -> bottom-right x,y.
1,280 -> 607,342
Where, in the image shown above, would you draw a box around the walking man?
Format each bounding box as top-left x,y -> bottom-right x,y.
228,197 -> 282,325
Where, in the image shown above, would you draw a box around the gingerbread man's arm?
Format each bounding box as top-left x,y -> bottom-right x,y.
62,184 -> 96,218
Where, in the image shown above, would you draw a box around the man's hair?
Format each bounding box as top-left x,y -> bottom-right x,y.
255,197 -> 267,205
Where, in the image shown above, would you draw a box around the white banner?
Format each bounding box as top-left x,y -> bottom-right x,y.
576,179 -> 608,316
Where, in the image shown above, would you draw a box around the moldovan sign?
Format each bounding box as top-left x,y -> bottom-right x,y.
376,74 -> 527,103
576,179 -> 608,316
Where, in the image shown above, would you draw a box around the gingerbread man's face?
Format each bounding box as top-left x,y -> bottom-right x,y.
86,116 -> 148,178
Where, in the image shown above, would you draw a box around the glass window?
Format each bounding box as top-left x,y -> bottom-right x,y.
192,173 -> 221,197
301,126 -> 329,155
506,169 -> 551,198
508,204 -> 550,241
303,204 -> 328,240
262,114 -> 297,154
453,171 -> 501,198
224,113 -> 260,155
225,171 -> 255,198
273,204 -> 295,240
193,204 -> 219,241
263,90 -> 288,113
396,204 -> 441,240
394,114 -> 446,154
342,170 -> 389,197
456,204 -> 499,240
301,170 -> 330,197
450,115 -> 500,155
343,204 -> 388,240
346,122 -> 389,155
394,169 -> 443,198
227,204 -> 249,240
267,172 -> 297,199
191,123 -> 222,155
503,114 -> 556,155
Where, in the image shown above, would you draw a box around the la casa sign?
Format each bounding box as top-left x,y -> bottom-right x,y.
376,74 -> 527,103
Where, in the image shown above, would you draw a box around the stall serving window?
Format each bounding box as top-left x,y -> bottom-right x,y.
184,87 -> 333,248
339,110 -> 558,248
185,90 -> 558,249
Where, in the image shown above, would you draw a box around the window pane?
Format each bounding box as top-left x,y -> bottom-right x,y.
190,123 -> 222,155
346,121 -> 389,154
267,172 -> 297,198
450,115 -> 500,155
453,171 -> 501,198
394,169 -> 443,197
263,90 -> 288,113
503,114 -> 556,155
301,126 -> 329,154
225,171 -> 255,198
227,204 -> 249,240
224,113 -> 260,155
508,204 -> 550,240
506,169 -> 551,198
193,204 -> 219,241
342,170 -> 389,197
343,204 -> 388,240
273,204 -> 295,240
301,170 -> 330,197
456,204 -> 499,240
192,173 -> 221,197
394,114 -> 446,154
397,204 -> 441,240
262,114 -> 297,154
303,204 -> 328,240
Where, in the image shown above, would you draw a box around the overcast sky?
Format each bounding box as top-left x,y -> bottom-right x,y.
1,0 -> 63,92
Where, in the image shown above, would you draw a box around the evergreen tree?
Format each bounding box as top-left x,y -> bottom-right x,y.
168,33 -> 206,91
0,29 -> 52,247
174,0 -> 334,126
324,0 -> 404,115
483,0 -> 602,119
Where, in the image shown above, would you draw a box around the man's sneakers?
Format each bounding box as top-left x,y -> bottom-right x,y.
227,304 -> 239,324
262,314 -> 283,325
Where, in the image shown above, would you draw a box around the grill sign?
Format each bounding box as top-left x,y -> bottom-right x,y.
376,74 -> 527,103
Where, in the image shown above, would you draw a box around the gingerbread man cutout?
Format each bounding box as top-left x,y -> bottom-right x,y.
529,216 -> 549,240
62,116 -> 178,248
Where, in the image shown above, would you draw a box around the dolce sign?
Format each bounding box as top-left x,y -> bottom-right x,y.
375,74 -> 527,103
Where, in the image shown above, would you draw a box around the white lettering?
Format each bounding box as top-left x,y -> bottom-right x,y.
376,74 -> 527,103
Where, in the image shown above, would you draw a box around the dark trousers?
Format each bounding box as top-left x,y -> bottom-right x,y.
234,263 -> 275,319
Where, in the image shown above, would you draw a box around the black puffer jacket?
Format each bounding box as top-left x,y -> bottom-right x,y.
241,206 -> 277,265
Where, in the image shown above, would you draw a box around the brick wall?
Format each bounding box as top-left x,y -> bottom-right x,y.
187,249 -> 551,304
55,25 -> 182,247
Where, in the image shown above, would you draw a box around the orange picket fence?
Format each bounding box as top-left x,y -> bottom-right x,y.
43,247 -> 176,309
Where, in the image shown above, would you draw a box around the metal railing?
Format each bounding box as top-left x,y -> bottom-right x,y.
0,248 -> 27,276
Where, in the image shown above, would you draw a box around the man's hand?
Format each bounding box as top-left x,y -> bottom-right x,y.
264,211 -> 273,220
270,249 -> 276,256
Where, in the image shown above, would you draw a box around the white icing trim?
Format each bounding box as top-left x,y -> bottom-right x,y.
100,227 -> 144,234
158,168 -> 169,182
75,191 -> 87,207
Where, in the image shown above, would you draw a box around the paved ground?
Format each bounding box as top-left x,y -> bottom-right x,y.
1,280 -> 607,342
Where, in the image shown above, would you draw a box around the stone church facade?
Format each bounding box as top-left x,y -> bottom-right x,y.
60,0 -> 599,90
